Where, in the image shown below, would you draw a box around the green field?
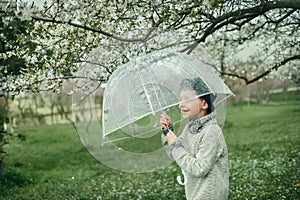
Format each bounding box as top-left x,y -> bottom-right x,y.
1,101 -> 299,199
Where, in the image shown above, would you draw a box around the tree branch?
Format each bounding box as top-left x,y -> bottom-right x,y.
246,54 -> 300,84
219,55 -> 300,84
31,13 -> 164,43
181,0 -> 300,54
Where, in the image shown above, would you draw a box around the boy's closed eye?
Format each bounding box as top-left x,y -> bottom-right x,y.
180,96 -> 198,103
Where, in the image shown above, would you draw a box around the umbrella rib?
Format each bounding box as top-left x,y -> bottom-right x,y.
138,70 -> 155,115
102,136 -> 132,144
150,64 -> 169,112
102,118 -> 186,144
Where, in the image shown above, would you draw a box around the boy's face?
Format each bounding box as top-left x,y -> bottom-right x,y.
178,89 -> 208,120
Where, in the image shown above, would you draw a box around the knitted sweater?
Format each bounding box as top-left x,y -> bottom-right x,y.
163,113 -> 229,200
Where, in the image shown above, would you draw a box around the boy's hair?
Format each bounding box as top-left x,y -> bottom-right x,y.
180,78 -> 216,114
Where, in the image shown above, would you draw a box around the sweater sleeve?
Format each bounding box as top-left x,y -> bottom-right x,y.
170,125 -> 224,178
161,129 -> 186,159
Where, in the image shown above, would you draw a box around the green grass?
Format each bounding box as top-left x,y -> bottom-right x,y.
225,102 -> 300,199
1,101 -> 299,199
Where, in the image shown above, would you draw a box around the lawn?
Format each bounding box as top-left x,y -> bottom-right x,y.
0,101 -> 299,199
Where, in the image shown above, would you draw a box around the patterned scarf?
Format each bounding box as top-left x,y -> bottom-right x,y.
187,112 -> 216,134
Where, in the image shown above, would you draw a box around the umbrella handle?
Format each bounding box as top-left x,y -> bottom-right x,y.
162,124 -> 174,136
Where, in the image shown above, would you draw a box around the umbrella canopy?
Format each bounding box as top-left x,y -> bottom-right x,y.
102,50 -> 233,144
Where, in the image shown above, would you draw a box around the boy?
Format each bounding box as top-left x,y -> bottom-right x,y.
160,78 -> 229,200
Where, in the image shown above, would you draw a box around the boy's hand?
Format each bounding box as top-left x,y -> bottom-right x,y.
165,130 -> 177,145
160,112 -> 172,129
160,112 -> 177,144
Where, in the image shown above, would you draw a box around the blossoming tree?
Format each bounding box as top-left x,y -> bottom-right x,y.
1,0 -> 300,94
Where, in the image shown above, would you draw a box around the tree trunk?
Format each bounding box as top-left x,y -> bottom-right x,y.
0,158 -> 5,175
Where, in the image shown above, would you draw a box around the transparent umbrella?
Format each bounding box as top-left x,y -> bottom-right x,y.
102,50 -> 233,144
73,49 -> 233,173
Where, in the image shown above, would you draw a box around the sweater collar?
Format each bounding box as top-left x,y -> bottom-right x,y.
187,112 -> 216,134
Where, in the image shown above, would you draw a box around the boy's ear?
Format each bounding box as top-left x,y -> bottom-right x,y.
202,100 -> 208,110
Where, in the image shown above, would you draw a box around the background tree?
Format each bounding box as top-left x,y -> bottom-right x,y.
0,0 -> 29,174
